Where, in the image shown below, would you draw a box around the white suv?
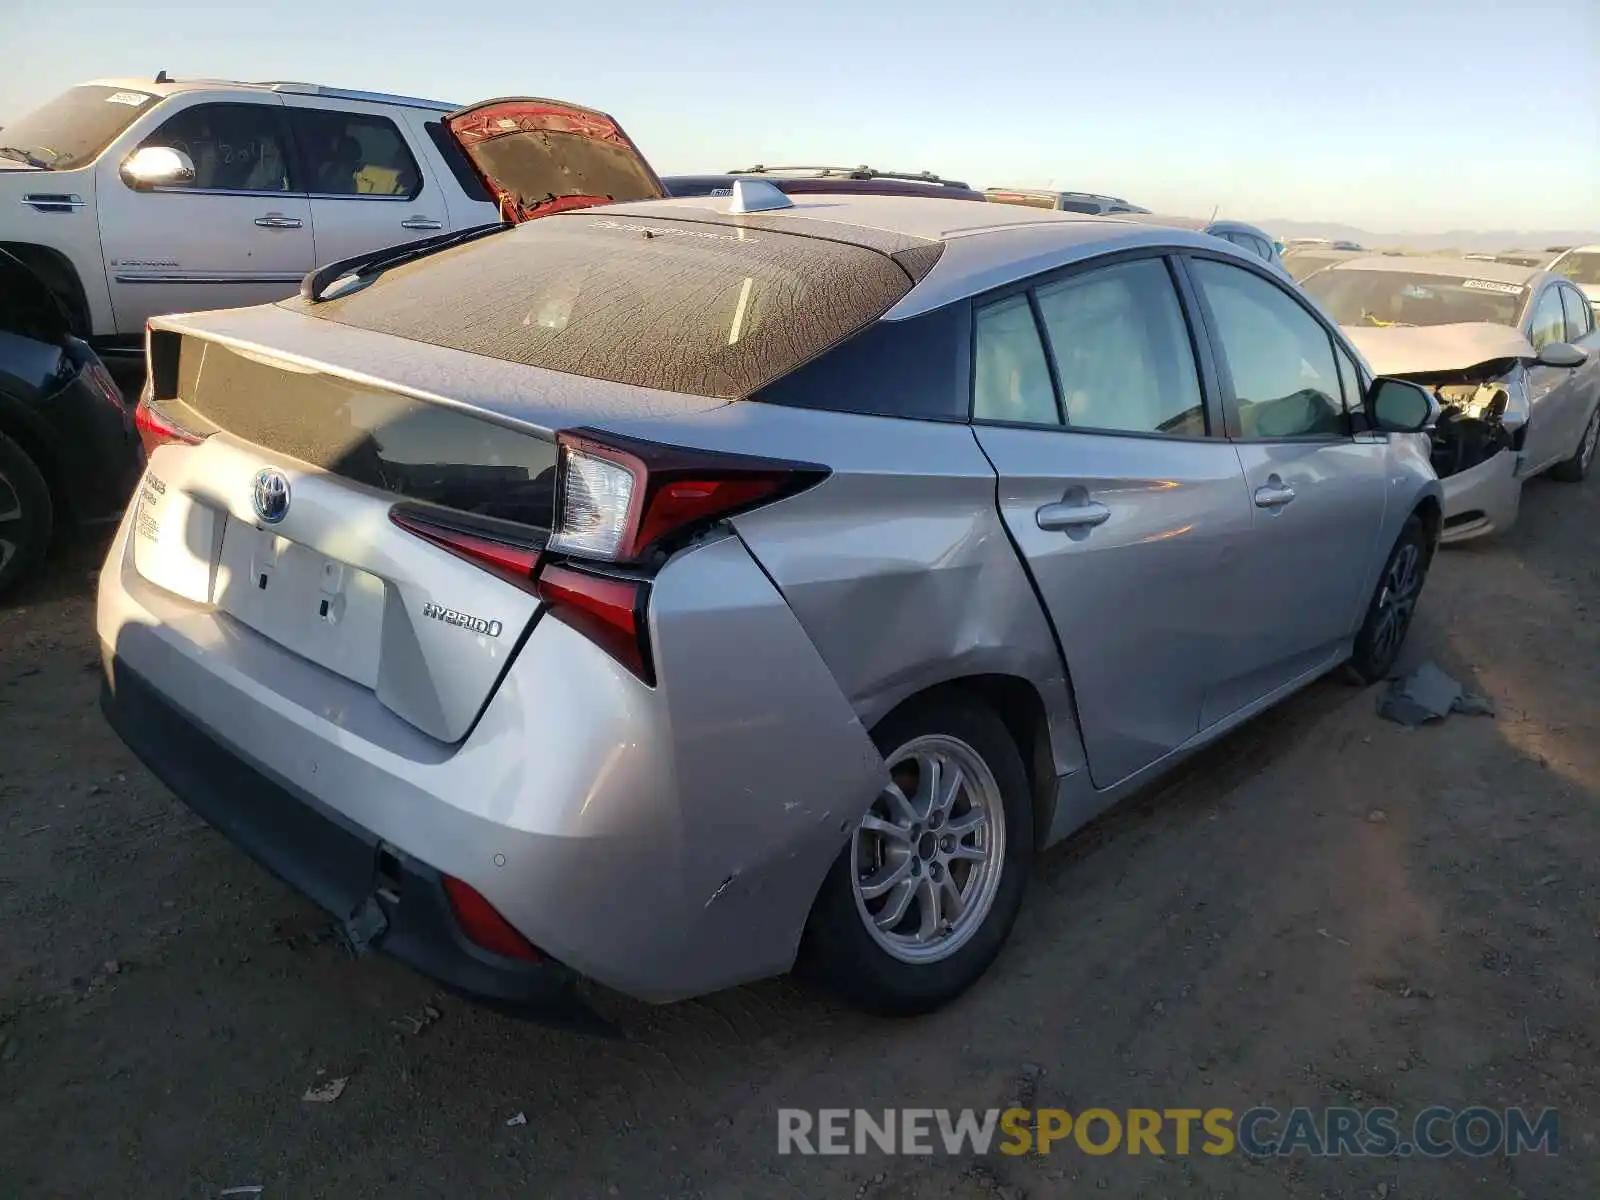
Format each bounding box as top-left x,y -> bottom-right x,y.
0,77 -> 664,356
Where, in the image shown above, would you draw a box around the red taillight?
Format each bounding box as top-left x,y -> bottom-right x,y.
551,430 -> 827,564
534,562 -> 652,683
389,509 -> 542,592
441,875 -> 542,962
133,395 -> 202,456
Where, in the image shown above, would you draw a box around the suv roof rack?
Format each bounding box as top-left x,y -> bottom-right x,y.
256,81 -> 458,111
729,165 -> 972,189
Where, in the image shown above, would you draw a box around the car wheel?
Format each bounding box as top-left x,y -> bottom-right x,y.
0,434 -> 53,595
1346,515 -> 1430,684
1550,406 -> 1599,483
799,693 -> 1033,1015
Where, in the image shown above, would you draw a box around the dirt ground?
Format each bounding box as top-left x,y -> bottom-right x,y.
2,468 -> 1597,1199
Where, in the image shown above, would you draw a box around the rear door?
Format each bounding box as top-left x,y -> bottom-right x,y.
95,96 -> 313,331
441,98 -> 664,223
1183,253 -> 1389,716
280,99 -> 449,264
971,253 -> 1255,788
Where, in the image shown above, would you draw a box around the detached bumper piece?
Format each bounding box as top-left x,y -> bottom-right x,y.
100,658 -> 613,1035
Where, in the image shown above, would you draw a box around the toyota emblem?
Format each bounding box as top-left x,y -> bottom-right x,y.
252,468 -> 291,524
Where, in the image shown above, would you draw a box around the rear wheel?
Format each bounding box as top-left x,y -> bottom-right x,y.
0,434 -> 52,594
799,693 -> 1033,1015
1347,515 -> 1430,684
1550,406 -> 1599,483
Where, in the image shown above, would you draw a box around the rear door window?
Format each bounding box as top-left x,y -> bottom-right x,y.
1033,258 -> 1208,437
973,295 -> 1058,424
1191,258 -> 1344,439
289,109 -> 422,198
139,102 -> 296,192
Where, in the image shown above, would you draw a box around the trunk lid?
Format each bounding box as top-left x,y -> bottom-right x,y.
133,324 -> 580,744
442,97 -> 664,223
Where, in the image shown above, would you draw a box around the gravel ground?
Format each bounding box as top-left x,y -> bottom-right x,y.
1,471 -> 1597,1199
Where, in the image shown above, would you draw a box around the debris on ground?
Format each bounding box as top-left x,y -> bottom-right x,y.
1377,663 -> 1496,727
506,1111 -> 528,1127
390,1002 -> 442,1036
219,1188 -> 264,1197
301,1075 -> 348,1103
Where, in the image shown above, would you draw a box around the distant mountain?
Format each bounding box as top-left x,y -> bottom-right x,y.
1253,219 -> 1600,255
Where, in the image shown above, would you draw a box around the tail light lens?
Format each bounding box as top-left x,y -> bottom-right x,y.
133,394 -> 204,456
389,509 -> 542,592
534,563 -> 652,683
441,875 -> 543,962
548,430 -> 827,564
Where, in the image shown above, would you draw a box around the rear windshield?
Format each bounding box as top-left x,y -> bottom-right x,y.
1554,252 -> 1600,288
0,85 -> 159,170
289,213 -> 917,398
1303,270 -> 1527,328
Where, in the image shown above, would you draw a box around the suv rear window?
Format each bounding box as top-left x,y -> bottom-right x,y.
291,213 -> 918,398
0,85 -> 159,170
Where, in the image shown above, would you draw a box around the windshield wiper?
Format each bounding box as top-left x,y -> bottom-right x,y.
302,222 -> 511,302
0,146 -> 54,169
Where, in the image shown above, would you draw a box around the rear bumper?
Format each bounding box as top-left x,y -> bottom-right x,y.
100,657 -> 608,1031
96,500 -> 885,1004
1439,448 -> 1521,545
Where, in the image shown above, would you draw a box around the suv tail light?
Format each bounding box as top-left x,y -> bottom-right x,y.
548,430 -> 827,565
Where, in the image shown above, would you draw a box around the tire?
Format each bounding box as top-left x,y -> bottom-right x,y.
1346,515 -> 1430,684
1549,405 -> 1599,484
799,692 -> 1034,1015
0,434 -> 53,595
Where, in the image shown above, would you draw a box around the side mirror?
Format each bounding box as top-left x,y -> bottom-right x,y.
120,145 -> 195,190
1536,341 -> 1588,369
1368,378 -> 1439,434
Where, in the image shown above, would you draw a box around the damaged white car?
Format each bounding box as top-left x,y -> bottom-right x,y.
1304,257 -> 1600,542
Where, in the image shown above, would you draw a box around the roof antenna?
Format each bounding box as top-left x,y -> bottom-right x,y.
728,179 -> 794,214
1209,203 -> 1220,222
155,69 -> 170,83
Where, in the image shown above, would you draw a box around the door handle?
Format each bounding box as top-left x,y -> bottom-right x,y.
1036,499 -> 1111,531
1253,482 -> 1296,508
254,213 -> 303,229
400,216 -> 443,230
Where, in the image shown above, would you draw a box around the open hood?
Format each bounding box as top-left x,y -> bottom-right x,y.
1344,321 -> 1534,379
443,97 -> 664,224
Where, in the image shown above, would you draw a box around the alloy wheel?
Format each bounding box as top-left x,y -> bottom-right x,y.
0,468 -> 21,575
1370,540 -> 1423,668
851,734 -> 1007,964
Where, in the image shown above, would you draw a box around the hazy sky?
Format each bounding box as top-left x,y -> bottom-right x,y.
3,0 -> 1596,232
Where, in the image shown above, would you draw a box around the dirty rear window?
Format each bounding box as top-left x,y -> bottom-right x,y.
0,85 -> 158,170
287,213 -> 918,399
1303,270 -> 1527,329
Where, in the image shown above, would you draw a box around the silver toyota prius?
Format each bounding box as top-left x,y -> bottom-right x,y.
98,188 -> 1443,1026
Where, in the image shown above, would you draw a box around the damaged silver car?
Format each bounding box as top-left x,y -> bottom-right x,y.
1304,257 -> 1600,542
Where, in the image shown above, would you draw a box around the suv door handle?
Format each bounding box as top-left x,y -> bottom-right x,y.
1036,499 -> 1111,531
400,216 -> 443,230
254,213 -> 303,229
1254,482 -> 1296,508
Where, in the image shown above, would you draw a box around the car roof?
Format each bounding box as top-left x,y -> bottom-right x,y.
1110,213 -> 1273,239
83,76 -> 457,112
600,193 -> 1264,318
1320,255 -> 1547,286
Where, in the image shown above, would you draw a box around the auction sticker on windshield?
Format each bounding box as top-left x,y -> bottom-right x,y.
104,91 -> 154,107
1461,280 -> 1524,295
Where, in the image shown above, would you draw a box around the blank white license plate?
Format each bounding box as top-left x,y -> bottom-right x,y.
214,516 -> 385,687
